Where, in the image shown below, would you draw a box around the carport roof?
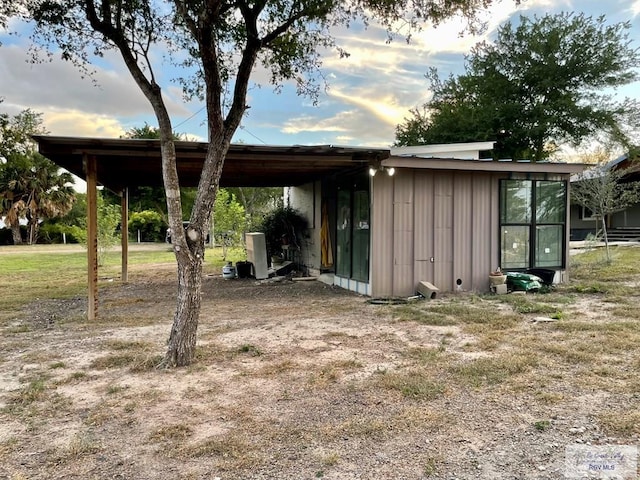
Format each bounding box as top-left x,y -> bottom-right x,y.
34,135 -> 391,191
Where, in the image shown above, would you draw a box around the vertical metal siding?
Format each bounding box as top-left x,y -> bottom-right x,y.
470,174 -> 493,291
434,172 -> 454,291
453,173 -> 473,292
372,169 -> 513,296
413,171 -> 435,287
371,173 -> 395,296
392,171 -> 415,296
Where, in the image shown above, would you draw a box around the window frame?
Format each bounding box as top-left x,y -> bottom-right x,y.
499,179 -> 567,271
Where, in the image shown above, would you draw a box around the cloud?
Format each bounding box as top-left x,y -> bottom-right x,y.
43,109 -> 126,137
278,106 -> 397,147
630,0 -> 640,16
328,88 -> 414,127
281,112 -> 353,134
0,43 -> 192,128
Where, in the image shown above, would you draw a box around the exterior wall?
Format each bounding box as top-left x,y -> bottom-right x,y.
569,204 -> 597,240
570,202 -> 640,240
611,203 -> 640,228
287,182 -> 322,275
371,169 -> 503,297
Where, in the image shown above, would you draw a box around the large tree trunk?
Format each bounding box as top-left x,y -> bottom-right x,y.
165,253 -> 203,366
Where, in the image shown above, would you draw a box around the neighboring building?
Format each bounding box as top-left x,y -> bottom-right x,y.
288,142 -> 583,297
570,154 -> 640,241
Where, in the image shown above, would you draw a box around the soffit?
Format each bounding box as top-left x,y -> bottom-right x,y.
34,135 -> 390,191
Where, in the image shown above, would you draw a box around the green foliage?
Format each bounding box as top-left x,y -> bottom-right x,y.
0,108 -> 75,244
534,420 -> 550,432
214,189 -> 247,247
396,13 -> 640,160
71,193 -> 121,265
259,206 -> 308,258
226,187 -> 283,231
128,210 -> 166,242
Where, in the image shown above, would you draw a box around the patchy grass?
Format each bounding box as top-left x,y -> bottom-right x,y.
56,431 -> 101,461
90,352 -> 163,372
2,244 -> 640,478
149,424 -> 194,443
450,353 -> 538,387
376,369 -> 446,400
598,409 -> 640,436
236,344 -> 263,357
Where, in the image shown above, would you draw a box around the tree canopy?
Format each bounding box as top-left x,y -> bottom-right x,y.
395,12 -> 640,161
0,108 -> 75,244
7,0 -> 515,366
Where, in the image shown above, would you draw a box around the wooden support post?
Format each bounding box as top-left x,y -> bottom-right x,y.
121,187 -> 129,283
85,154 -> 98,321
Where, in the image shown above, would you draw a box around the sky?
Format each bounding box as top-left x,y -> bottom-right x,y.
1,0 -> 640,151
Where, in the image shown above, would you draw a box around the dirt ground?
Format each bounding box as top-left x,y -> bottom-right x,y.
1,261 -> 639,480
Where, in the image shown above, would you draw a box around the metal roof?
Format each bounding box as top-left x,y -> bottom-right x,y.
383,156 -> 585,174
34,135 -> 391,192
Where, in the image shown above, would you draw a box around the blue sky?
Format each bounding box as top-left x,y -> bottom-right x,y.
1,0 -> 640,151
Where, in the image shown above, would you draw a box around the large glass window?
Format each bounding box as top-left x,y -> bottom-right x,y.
501,226 -> 530,269
500,179 -> 567,270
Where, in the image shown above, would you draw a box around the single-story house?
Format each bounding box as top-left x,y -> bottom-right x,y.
35,136 -> 583,314
288,142 -> 584,297
570,153 -> 640,241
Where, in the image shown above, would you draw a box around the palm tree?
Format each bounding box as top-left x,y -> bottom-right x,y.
1,153 -> 76,245
1,108 -> 76,244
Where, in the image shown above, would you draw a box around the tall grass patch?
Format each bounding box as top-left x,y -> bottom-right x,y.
450,353 -> 538,387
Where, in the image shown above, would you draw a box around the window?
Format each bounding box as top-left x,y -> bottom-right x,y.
500,180 -> 567,270
579,206 -> 596,221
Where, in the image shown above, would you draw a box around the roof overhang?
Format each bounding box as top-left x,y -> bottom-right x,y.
34,135 -> 391,191
383,156 -> 585,175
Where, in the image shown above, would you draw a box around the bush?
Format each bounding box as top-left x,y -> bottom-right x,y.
259,206 -> 308,259
38,223 -> 81,244
128,210 -> 166,242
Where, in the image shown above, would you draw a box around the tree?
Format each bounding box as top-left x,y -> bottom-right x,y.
14,0 -> 511,366
69,192 -> 121,265
227,187 -> 283,232
0,109 -> 75,244
213,189 -> 246,259
129,210 -> 166,242
107,125 -> 187,219
571,151 -> 640,263
395,13 -> 640,161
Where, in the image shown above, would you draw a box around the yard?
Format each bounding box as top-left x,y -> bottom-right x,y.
0,244 -> 639,479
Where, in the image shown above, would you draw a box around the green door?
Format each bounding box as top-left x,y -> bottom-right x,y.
351,189 -> 370,282
335,175 -> 370,282
336,188 -> 351,277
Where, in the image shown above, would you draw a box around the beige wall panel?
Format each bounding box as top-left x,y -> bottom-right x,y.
471,174 -> 493,291
393,230 -> 416,295
371,173 -> 395,296
433,172 -> 453,290
392,172 -> 414,295
453,173 -> 473,292
414,171 -> 435,286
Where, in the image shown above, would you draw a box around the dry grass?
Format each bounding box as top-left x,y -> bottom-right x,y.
2,244 -> 640,479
